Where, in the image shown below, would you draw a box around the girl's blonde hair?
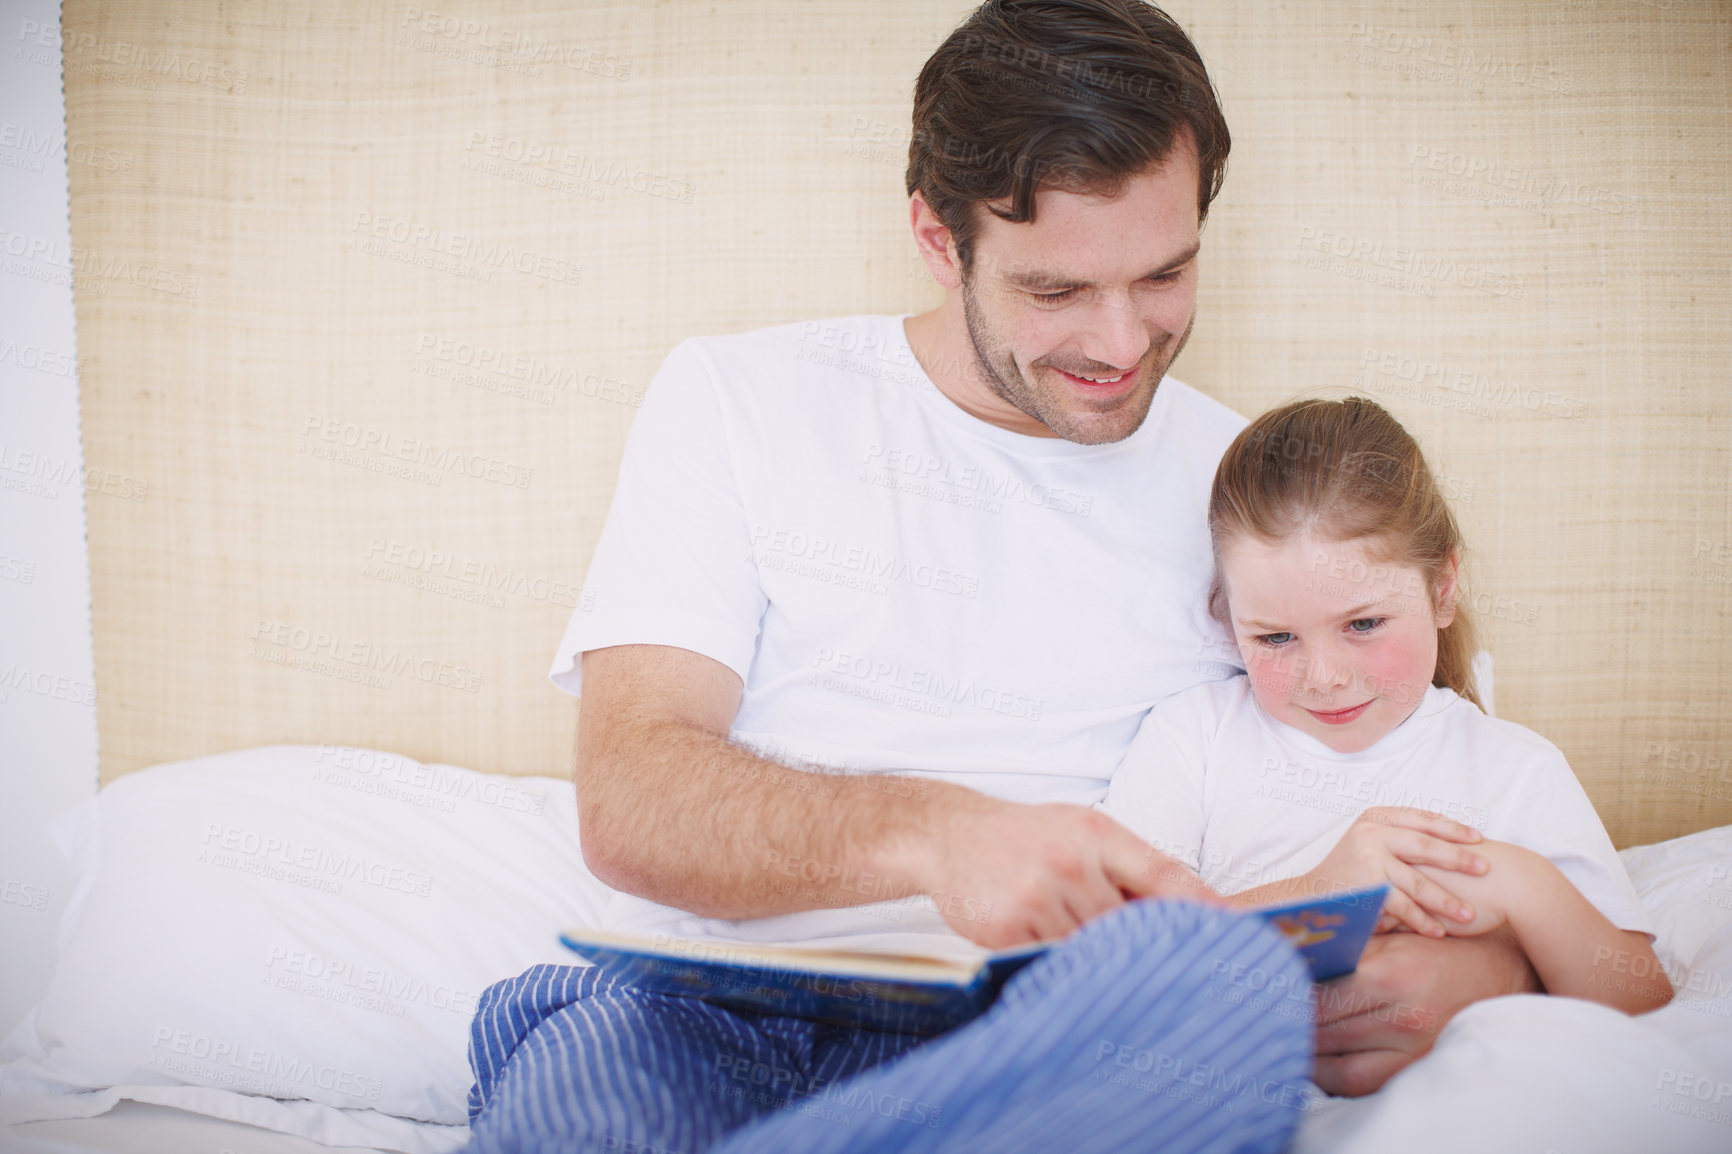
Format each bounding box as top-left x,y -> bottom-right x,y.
1208,396 -> 1481,708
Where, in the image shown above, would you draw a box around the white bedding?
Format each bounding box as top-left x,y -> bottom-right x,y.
1297,823 -> 1732,1153
0,747 -> 597,1153
2,746 -> 1728,1154
1,1099 -> 436,1154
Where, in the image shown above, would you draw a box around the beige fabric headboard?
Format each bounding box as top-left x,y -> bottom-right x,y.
66,1 -> 1731,848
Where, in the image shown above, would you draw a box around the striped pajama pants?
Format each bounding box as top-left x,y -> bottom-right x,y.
464,900 -> 1315,1154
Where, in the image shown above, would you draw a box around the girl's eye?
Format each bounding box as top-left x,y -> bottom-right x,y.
1348,617 -> 1384,635
1256,632 -> 1294,648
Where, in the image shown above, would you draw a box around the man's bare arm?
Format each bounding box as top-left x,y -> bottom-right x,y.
574,644 -> 1215,948
574,643 -> 932,921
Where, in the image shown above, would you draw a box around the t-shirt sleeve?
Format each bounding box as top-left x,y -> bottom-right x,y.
1488,735 -> 1655,936
547,339 -> 767,695
1097,689 -> 1214,873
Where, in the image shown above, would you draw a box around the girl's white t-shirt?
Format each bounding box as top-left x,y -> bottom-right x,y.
548,314 -> 1247,951
1101,677 -> 1652,934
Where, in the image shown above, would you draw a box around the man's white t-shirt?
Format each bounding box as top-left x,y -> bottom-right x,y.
549,314 -> 1247,953
1100,677 -> 1652,934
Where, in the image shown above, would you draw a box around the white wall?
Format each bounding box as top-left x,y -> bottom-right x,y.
0,0 -> 100,1038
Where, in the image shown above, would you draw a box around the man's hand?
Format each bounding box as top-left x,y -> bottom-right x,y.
1305,806 -> 1488,938
1313,927 -> 1540,1097
903,795 -> 1220,948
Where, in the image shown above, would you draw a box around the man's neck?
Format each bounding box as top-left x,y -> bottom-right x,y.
902,304 -> 1059,439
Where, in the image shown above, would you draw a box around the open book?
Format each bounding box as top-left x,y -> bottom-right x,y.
561,885 -> 1387,1035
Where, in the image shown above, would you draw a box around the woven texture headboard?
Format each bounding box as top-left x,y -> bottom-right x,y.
65,1 -> 1731,847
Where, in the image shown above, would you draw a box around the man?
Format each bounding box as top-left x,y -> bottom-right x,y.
464,2 -> 1537,1150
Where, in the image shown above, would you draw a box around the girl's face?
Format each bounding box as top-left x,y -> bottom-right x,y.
1217,531 -> 1455,754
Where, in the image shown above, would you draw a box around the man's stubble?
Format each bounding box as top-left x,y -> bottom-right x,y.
959,273 -> 1194,446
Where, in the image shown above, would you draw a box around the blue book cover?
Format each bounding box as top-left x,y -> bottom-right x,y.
1252,883 -> 1388,981
561,885 -> 1388,1035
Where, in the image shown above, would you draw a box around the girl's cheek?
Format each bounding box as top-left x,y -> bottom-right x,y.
1245,650 -> 1294,701
1361,636 -> 1431,705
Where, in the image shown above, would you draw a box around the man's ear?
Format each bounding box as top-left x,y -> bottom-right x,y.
909,190 -> 964,290
1434,552 -> 1460,628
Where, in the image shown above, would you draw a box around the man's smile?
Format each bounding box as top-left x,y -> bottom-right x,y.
1048,362 -> 1141,398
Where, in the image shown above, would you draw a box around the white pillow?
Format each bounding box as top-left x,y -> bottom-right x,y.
0,745 -> 612,1150
1620,823 -> 1732,978
1620,824 -> 1732,1070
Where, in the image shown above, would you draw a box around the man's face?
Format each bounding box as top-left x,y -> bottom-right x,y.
958,144 -> 1202,445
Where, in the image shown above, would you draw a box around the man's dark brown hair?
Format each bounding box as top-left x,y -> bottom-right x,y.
906,0 -> 1229,271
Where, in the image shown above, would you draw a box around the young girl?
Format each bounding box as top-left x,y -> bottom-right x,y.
1102,396 -> 1670,1015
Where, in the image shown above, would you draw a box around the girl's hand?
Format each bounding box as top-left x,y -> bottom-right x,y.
1307,807 -> 1489,938
1410,842 -> 1534,937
